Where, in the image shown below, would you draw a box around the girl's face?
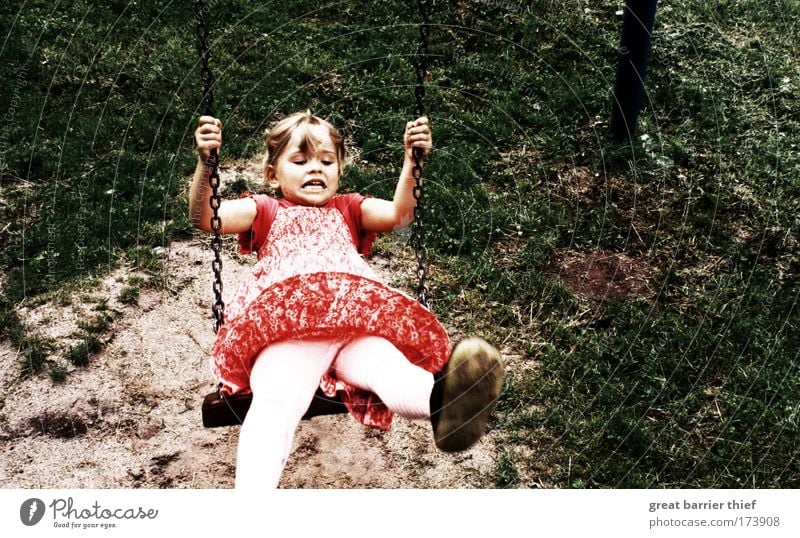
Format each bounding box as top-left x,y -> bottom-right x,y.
267,124 -> 341,206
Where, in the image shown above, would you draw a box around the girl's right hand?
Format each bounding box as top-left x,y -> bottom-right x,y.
195,115 -> 222,162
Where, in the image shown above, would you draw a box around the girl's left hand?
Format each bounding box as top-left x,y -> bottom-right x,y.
404,116 -> 432,161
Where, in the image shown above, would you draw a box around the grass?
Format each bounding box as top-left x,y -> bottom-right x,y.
77,313 -> 113,334
65,335 -> 103,367
117,286 -> 140,305
49,363 -> 68,384
1,0 -> 798,488
18,334 -> 54,378
0,295 -> 59,379
495,447 -> 521,488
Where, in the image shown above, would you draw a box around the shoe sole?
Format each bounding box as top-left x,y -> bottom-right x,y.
433,337 -> 505,452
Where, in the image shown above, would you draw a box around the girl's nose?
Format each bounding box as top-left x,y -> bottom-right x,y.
306,157 -> 322,172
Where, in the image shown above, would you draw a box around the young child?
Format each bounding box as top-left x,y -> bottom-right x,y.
190,111 -> 504,488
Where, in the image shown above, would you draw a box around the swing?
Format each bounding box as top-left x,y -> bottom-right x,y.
196,0 -> 433,428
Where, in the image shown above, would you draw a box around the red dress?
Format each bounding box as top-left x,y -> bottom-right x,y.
210,193 -> 451,430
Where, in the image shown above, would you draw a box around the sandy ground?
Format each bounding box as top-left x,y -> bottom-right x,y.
0,237 -> 501,489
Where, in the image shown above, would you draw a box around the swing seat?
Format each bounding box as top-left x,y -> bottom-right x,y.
202,388 -> 347,427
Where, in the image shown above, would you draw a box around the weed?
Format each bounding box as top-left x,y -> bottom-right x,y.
494,448 -> 521,489
0,295 -> 25,343
65,336 -> 103,367
49,364 -> 68,384
126,248 -> 165,274
77,313 -> 113,334
118,286 -> 140,305
19,335 -> 55,378
54,290 -> 72,307
127,276 -> 148,287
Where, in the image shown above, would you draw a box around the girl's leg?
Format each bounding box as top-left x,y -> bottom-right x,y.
332,336 -> 433,419
333,335 -> 505,453
235,338 -> 340,489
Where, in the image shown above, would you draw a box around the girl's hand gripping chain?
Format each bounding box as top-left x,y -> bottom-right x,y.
360,116 -> 432,232
404,116 -> 432,161
195,115 -> 223,162
189,116 -> 256,234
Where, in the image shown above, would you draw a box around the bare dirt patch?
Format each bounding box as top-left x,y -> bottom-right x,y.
548,248 -> 657,301
549,166 -> 605,203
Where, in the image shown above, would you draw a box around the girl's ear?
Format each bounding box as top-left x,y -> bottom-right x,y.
265,164 -> 279,189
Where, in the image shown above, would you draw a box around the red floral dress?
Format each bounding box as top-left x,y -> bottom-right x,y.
210,193 -> 451,430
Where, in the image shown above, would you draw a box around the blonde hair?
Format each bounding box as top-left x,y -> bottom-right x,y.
262,110 -> 346,180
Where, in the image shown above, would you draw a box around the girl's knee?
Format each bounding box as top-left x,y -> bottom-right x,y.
248,389 -> 309,423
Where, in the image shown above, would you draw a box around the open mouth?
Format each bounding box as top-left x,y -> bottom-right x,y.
302,179 -> 327,190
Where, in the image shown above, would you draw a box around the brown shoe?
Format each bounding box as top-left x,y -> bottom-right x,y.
430,337 -> 505,452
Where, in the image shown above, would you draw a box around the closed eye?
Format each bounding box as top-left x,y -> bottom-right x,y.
291,157 -> 335,166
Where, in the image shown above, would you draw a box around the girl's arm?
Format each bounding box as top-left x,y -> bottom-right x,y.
361,117 -> 431,233
189,116 -> 256,234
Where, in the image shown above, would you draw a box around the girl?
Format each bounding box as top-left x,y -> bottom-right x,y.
190,111 -> 504,488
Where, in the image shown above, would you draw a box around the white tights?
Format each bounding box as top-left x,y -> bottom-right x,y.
235,336 -> 434,489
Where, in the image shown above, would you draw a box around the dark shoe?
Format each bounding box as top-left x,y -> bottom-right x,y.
430,337 -> 505,452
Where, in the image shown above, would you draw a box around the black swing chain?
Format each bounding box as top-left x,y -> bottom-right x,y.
195,0 -> 225,334
412,0 -> 431,308
195,0 -> 430,323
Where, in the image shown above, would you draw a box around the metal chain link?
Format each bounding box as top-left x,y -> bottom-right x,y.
411,0 -> 431,308
194,0 -> 431,321
195,0 -> 225,333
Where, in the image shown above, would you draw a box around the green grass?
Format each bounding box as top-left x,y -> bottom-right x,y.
77,313 -> 113,334
117,286 -> 140,305
65,336 -> 103,367
1,0 -> 798,488
495,448 -> 521,489
49,363 -> 68,384
18,335 -> 54,378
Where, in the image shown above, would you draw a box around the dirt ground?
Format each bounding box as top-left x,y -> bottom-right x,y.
548,248 -> 656,301
0,234 -> 501,490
